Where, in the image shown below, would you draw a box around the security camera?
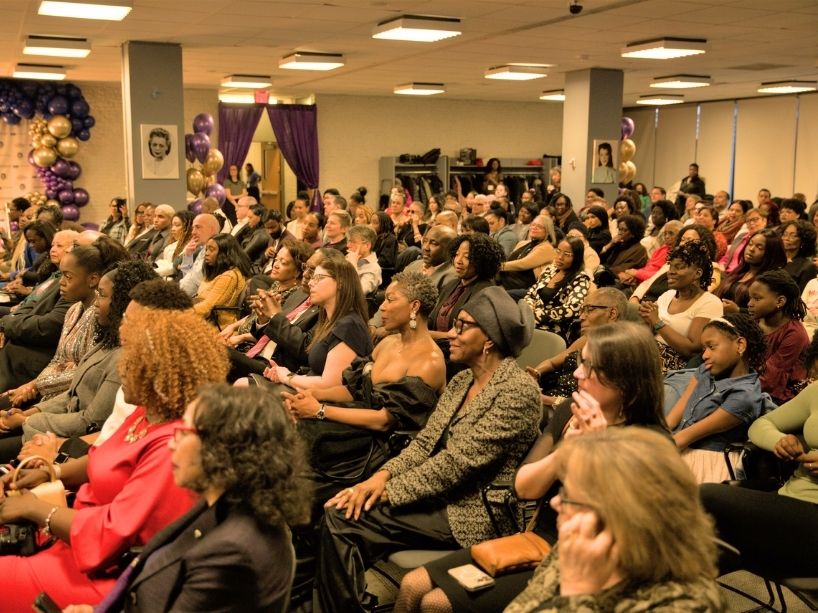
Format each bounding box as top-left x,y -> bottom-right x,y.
569,1 -> 583,15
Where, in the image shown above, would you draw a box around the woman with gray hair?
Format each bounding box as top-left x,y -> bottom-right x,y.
313,286 -> 542,612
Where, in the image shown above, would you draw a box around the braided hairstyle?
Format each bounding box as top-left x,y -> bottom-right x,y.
667,240 -> 713,290
754,269 -> 807,322
703,313 -> 767,374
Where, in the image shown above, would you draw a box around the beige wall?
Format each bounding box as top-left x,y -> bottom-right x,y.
316,94 -> 563,200
72,83 -> 218,225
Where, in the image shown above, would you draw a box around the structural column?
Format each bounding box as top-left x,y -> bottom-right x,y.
560,68 -> 624,206
122,41 -> 186,208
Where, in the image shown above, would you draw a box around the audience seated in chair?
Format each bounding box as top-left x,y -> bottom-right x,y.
178,214 -> 220,298
192,233 -> 251,329
345,224 -> 381,296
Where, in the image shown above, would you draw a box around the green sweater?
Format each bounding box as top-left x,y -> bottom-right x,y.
748,380 -> 818,503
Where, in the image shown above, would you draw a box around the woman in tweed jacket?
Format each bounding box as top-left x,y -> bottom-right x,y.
313,287 -> 541,613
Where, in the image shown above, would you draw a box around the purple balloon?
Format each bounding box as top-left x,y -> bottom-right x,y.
14,99 -> 34,119
53,159 -> 71,178
185,134 -> 195,163
187,199 -> 203,214
58,189 -> 74,205
204,183 -> 225,206
621,116 -> 635,139
82,115 -> 95,128
47,95 -> 69,115
192,113 -> 214,136
71,98 -> 90,118
71,118 -> 83,134
46,188 -> 58,199
2,113 -> 21,125
27,149 -> 36,165
67,162 -> 81,180
190,133 -> 210,164
76,129 -> 90,142
73,188 -> 90,207
61,204 -> 79,221
67,85 -> 82,100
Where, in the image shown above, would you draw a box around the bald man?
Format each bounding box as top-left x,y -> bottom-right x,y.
179,213 -> 220,296
434,210 -> 458,231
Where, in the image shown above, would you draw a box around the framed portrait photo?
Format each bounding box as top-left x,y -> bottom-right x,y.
140,124 -> 179,180
591,139 -> 618,184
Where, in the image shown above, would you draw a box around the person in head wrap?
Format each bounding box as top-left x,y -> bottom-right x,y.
314,286 -> 543,612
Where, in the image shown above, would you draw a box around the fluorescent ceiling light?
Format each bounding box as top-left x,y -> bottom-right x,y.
636,94 -> 684,106
394,82 -> 446,96
279,52 -> 344,71
757,80 -> 817,94
218,93 -> 256,104
650,74 -> 711,89
220,74 -> 271,88
621,38 -> 707,60
23,35 -> 91,58
539,90 -> 565,101
373,15 -> 461,42
13,63 -> 66,80
485,65 -> 550,81
38,0 -> 132,21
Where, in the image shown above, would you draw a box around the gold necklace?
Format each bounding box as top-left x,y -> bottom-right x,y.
124,415 -> 149,443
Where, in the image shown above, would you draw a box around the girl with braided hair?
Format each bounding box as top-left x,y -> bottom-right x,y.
748,269 -> 809,404
666,313 -> 769,483
638,240 -> 723,372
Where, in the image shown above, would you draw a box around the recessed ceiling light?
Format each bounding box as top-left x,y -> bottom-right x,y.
220,74 -> 271,89
38,0 -> 132,21
394,82 -> 446,96
650,74 -> 711,89
757,80 -> 817,94
539,90 -> 565,101
636,94 -> 685,106
485,65 -> 550,81
621,38 -> 707,60
13,63 -> 66,80
23,35 -> 91,58
218,93 -> 256,104
279,52 -> 345,71
373,15 -> 461,42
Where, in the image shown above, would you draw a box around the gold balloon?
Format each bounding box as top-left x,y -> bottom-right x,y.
33,146 -> 57,168
618,160 -> 636,184
620,138 -> 636,164
186,168 -> 205,195
56,137 -> 79,158
47,115 -> 72,139
204,174 -> 217,187
46,199 -> 60,208
41,134 -> 57,148
32,135 -> 42,148
202,148 -> 224,176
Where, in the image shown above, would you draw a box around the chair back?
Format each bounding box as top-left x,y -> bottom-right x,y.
515,329 -> 566,370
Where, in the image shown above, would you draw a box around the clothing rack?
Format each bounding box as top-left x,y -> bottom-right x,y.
379,156 -> 449,202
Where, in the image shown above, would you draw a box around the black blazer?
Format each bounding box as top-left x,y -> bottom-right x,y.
127,229 -> 158,258
124,499 -> 293,613
241,226 -> 270,264
258,295 -> 321,373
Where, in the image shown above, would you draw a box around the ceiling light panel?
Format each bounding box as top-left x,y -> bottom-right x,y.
373,15 -> 461,42
636,94 -> 685,105
38,0 -> 132,21
394,82 -> 446,96
220,74 -> 271,88
622,38 -> 707,60
757,80 -> 817,94
23,36 -> 91,58
279,52 -> 345,71
485,65 -> 549,81
650,75 -> 711,89
13,63 -> 66,80
539,90 -> 565,101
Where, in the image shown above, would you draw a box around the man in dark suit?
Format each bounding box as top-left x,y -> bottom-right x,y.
143,204 -> 174,263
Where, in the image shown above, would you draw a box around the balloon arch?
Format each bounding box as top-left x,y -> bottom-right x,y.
0,79 -> 95,222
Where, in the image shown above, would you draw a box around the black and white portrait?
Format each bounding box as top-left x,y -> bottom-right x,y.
140,124 -> 179,180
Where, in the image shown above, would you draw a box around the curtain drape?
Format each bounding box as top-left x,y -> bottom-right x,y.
265,104 -> 322,211
216,103 -> 264,184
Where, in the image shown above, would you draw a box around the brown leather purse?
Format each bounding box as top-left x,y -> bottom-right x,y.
470,501 -> 551,577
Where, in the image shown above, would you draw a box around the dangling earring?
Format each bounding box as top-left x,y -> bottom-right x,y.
409,311 -> 417,330
483,345 -> 489,356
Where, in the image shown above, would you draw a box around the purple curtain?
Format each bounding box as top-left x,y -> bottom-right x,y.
265,104 -> 322,212
216,103 -> 264,184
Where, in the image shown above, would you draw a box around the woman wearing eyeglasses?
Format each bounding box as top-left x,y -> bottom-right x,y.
0,308 -> 228,609
523,236 -> 591,340
314,287 -> 541,612
396,322 -> 669,613
505,428 -> 722,612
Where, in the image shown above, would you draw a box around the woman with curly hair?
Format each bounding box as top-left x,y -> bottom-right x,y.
0,308 -> 229,609
717,228 -> 787,314
155,210 -> 194,279
194,233 -> 251,328
639,241 -> 723,372
371,211 -> 398,270
0,260 -> 157,462
780,219 -> 818,291
748,269 -> 809,404
63,385 -> 310,613
524,236 -> 591,340
666,313 -> 769,483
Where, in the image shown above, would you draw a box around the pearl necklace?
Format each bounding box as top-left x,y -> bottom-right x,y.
124,415 -> 149,443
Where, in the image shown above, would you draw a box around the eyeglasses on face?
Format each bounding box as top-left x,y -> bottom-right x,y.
579,304 -> 609,315
452,318 -> 480,335
553,486 -> 597,511
309,273 -> 333,285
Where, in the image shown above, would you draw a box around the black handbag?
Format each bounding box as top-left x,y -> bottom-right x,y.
0,521 -> 38,556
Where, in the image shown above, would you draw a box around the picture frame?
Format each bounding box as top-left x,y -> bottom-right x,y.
140,124 -> 179,180
591,139 -> 618,184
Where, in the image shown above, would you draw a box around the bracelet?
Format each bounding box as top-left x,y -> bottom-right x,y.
42,506 -> 59,537
286,372 -> 296,383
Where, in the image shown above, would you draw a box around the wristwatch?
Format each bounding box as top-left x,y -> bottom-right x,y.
652,320 -> 667,333
315,404 -> 326,420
